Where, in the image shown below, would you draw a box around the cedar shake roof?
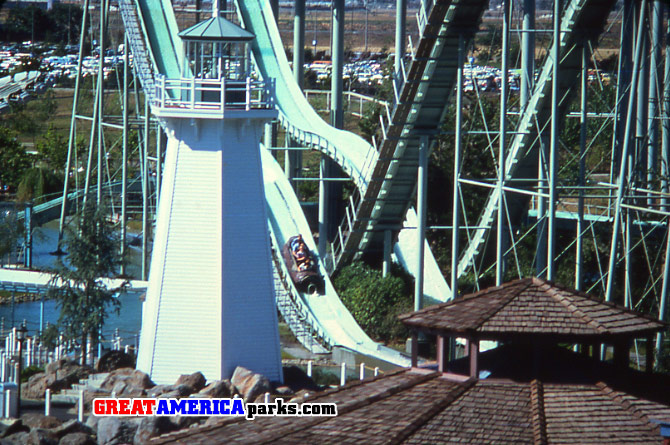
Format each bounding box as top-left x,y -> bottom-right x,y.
399,277 -> 666,340
151,368 -> 670,444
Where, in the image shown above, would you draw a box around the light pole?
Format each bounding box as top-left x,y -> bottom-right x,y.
16,322 -> 27,417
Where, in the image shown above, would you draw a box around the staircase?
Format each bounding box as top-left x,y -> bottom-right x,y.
118,0 -> 156,101
330,0 -> 488,269
52,372 -> 110,404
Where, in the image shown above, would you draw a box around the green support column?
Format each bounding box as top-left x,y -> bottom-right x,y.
662,5 -> 670,211
547,0 -> 560,281
142,100 -> 150,281
648,0 -> 662,204
294,0 -> 305,89
576,46 -> 587,291
97,0 -> 106,205
521,0 -> 535,109
120,34 -> 129,276
395,0 -> 406,78
286,0 -> 306,194
415,135 -> 429,312
496,0 -> 510,285
451,36 -> 464,298
318,156 -> 329,258
605,0 -> 648,305
270,0 -> 279,23
320,0 -> 345,262
58,0 -> 90,251
330,0 -> 344,129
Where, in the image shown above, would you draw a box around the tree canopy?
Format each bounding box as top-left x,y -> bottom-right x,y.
0,206 -> 24,265
48,203 -> 126,365
0,127 -> 32,192
4,4 -> 85,44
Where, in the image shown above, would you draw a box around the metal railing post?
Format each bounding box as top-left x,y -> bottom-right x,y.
221,78 -> 225,113
246,77 -> 251,111
191,78 -> 195,108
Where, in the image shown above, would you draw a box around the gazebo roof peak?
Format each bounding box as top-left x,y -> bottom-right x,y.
178,16 -> 254,42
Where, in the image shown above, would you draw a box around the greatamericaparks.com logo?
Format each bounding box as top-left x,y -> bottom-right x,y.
93,397 -> 338,420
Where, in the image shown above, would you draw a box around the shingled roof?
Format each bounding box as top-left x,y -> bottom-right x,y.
399,277 -> 666,340
151,368 -> 670,444
179,16 -> 255,42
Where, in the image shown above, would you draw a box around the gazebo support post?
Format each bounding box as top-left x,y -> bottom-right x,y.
613,339 -> 631,370
469,339 -> 479,378
646,335 -> 655,373
411,333 -> 418,368
437,335 -> 449,372
580,343 -> 589,357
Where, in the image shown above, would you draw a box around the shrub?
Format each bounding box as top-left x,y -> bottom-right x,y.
334,262 -> 413,342
21,365 -> 44,383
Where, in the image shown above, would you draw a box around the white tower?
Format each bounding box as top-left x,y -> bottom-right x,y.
136,14 -> 282,384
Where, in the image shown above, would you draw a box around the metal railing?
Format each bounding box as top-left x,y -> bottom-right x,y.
152,75 -> 274,115
118,0 -> 156,98
328,191 -> 363,274
303,89 -> 390,118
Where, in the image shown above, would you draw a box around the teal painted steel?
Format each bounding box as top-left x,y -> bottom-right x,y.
135,0 -> 183,79
335,0 -> 488,267
330,0 -> 344,129
238,0 -> 375,192
293,0 -> 305,89
457,0 -> 618,280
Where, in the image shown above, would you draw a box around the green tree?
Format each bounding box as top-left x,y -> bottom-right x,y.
16,167 -> 61,203
36,124 -> 68,171
0,207 -> 24,266
39,323 -> 60,350
44,4 -> 85,44
4,6 -> 49,42
4,101 -> 37,136
48,203 -> 126,365
0,127 -> 32,191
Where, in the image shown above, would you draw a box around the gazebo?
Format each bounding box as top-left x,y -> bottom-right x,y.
399,277 -> 666,377
146,278 -> 670,443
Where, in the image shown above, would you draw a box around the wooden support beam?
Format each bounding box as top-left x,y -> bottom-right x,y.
646,335 -> 655,373
613,339 -> 631,370
411,333 -> 418,368
469,339 -> 479,378
437,335 -> 449,372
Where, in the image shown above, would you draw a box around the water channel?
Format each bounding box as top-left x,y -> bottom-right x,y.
1,219 -> 144,345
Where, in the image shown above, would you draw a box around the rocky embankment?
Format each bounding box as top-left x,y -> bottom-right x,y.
8,354 -> 319,444
0,293 -> 47,305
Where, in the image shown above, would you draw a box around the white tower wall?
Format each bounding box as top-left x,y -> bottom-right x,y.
137,116 -> 282,384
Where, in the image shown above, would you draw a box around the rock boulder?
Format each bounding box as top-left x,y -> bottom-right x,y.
196,380 -> 235,398
231,367 -> 271,403
175,372 -> 206,393
133,416 -> 175,444
96,417 -> 139,445
100,368 -> 154,397
58,432 -> 97,445
96,351 -> 135,373
22,360 -> 91,400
